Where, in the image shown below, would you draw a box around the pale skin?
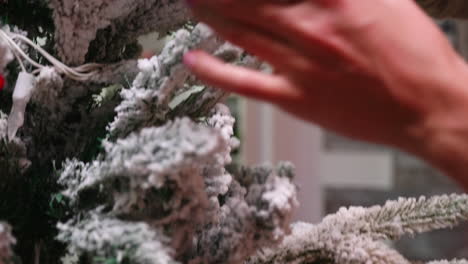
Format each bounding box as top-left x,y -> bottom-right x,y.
184,0 -> 468,190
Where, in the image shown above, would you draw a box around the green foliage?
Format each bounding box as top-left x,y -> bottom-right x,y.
47,193 -> 70,220
169,85 -> 205,110
92,246 -> 137,264
92,84 -> 123,109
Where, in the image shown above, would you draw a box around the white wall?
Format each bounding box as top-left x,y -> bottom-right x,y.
319,149 -> 394,190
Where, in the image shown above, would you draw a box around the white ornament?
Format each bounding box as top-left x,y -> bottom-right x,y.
7,71 -> 36,140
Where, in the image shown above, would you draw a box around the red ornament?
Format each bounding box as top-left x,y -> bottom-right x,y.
0,74 -> 4,91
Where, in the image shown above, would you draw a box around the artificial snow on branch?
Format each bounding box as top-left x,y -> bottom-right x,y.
427,260 -> 468,264
1,0 -> 468,263
427,259 -> 468,264
108,23 -> 226,138
58,105 -> 298,263
193,161 -> 298,264
49,0 -> 191,64
58,118 -> 222,231
0,223 -> 15,264
0,111 -> 31,176
0,33 -> 13,74
248,194 -> 468,264
57,212 -> 176,264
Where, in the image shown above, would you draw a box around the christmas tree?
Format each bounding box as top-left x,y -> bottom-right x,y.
0,0 -> 467,263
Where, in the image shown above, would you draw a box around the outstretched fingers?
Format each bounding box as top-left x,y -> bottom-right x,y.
190,0 -> 357,69
191,7 -> 315,75
183,50 -> 299,103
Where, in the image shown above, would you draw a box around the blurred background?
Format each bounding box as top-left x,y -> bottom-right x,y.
139,19 -> 468,262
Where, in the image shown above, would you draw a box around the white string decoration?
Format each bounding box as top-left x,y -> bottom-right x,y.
0,29 -> 104,81
0,28 -> 106,139
7,71 -> 36,140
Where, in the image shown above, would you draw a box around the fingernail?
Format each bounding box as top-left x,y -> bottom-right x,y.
183,52 -> 197,67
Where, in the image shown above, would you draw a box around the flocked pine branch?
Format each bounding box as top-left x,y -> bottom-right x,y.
1,1 -> 468,263
248,194 -> 468,264
0,223 -> 15,264
427,260 -> 468,264
57,212 -> 176,264
50,15 -> 297,261
49,0 -> 191,64
58,104 -> 298,263
0,35 -> 12,73
107,23 -> 225,138
362,194 -> 468,239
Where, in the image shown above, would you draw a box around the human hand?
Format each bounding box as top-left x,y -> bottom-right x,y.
184,0 -> 468,187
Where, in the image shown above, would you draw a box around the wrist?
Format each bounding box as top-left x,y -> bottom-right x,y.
407,59 -> 468,189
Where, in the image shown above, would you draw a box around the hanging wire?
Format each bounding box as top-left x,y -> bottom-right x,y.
0,29 -> 105,82
0,30 -> 44,70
